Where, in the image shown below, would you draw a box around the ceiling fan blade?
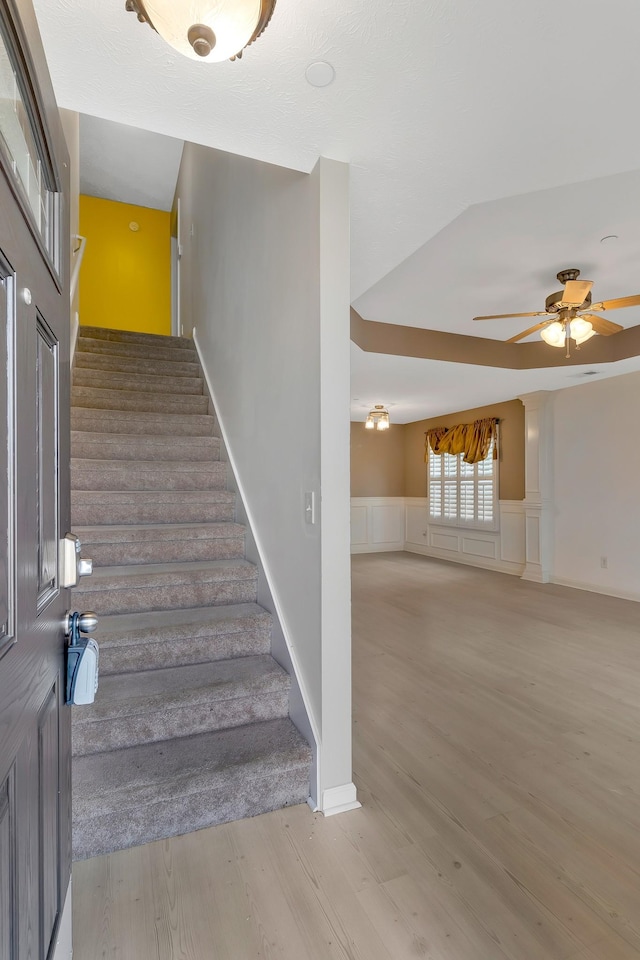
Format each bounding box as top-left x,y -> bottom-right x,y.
579,313 -> 624,336
506,320 -> 553,343
473,311 -> 549,321
561,279 -> 593,306
588,294 -> 640,312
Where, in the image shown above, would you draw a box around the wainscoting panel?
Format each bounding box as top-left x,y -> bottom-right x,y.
462,537 -> 496,559
352,497 -> 526,574
350,498 -> 405,553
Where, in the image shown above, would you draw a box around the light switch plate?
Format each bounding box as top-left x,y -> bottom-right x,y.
304,491 -> 316,525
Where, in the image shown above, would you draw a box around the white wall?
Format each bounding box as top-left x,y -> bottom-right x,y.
552,371 -> 640,601
174,145 -> 355,812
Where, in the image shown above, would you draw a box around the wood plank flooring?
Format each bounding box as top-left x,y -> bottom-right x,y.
73,552 -> 640,959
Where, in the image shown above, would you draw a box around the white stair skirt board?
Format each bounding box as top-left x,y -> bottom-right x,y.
51,879 -> 72,960
319,782 -> 361,817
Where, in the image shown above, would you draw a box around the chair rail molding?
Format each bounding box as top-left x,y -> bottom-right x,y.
518,391 -> 555,583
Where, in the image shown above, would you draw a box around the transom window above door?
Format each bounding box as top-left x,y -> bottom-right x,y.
0,20 -> 59,269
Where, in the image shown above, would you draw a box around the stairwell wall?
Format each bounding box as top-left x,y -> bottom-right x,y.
173,145 -> 354,811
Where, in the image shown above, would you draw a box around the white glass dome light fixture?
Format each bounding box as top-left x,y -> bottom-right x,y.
540,317 -> 596,350
125,0 -> 277,62
365,405 -> 391,431
569,316 -> 595,345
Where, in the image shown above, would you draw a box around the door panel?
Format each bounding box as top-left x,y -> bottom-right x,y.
0,768 -> 17,960
38,684 -> 60,959
0,2 -> 71,958
0,261 -> 14,653
36,317 -> 58,609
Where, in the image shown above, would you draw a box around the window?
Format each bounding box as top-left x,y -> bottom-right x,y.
428,439 -> 497,529
0,20 -> 59,268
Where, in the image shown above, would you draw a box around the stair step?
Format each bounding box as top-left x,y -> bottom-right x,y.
71,385 -> 209,414
97,603 -> 271,675
71,408 -> 216,437
72,654 -> 290,756
75,350 -> 200,379
71,431 -> 220,462
77,521 -> 245,565
73,559 -> 258,614
79,325 -> 194,350
77,335 -> 197,364
72,718 -> 312,860
73,368 -> 204,395
71,459 -> 227,491
71,489 -> 235,524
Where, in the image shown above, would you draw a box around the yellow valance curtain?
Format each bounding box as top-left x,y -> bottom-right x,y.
424,418 -> 498,465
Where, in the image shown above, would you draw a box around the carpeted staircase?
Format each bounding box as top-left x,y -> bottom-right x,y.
70,325 -> 312,861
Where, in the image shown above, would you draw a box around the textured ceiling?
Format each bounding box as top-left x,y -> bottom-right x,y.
33,0 -> 640,302
79,114 -> 184,211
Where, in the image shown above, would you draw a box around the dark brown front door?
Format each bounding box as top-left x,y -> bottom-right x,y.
0,1 -> 71,957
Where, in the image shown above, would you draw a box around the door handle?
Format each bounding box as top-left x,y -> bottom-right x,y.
64,610 -> 98,637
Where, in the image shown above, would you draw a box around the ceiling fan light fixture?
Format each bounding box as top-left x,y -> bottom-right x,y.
125,0 -> 276,62
569,317 -> 595,345
540,321 -> 565,348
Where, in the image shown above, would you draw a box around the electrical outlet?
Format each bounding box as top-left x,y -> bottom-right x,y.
600,556 -> 608,569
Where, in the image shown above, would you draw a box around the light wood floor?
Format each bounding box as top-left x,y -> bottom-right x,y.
74,553 -> 640,959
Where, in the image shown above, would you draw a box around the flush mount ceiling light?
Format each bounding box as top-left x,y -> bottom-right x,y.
365,405 -> 390,431
125,0 -> 276,62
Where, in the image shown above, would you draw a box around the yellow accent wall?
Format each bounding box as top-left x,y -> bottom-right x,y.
79,195 -> 171,336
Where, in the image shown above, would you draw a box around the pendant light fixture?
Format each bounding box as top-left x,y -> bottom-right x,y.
365,405 -> 390,431
125,0 -> 276,62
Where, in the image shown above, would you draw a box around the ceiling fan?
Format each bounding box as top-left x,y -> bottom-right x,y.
473,269 -> 640,358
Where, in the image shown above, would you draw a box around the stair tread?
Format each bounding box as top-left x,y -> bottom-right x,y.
71,385 -> 208,405
72,458 -> 217,471
79,325 -> 193,349
77,557 -> 256,587
97,602 -> 270,644
72,489 -> 234,502
75,655 -> 288,722
76,521 -> 244,543
73,717 -> 311,816
71,407 -> 214,425
77,336 -> 197,362
73,369 -> 204,393
71,430 -> 217,443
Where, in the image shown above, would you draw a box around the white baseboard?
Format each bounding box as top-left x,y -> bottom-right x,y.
404,542 -> 524,576
351,543 -> 404,554
320,782 -> 361,817
551,576 -> 640,604
52,879 -> 72,960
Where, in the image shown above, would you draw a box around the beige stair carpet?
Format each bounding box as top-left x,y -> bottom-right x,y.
70,325 -> 311,861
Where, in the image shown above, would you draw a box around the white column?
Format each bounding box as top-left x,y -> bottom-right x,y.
318,158 -> 360,816
518,391 -> 554,583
